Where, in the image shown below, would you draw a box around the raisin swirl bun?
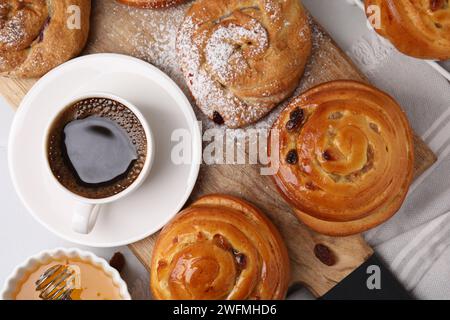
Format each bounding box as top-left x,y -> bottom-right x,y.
116,0 -> 187,9
0,0 -> 91,78
366,0 -> 450,60
270,81 -> 414,236
150,194 -> 290,300
177,0 -> 312,128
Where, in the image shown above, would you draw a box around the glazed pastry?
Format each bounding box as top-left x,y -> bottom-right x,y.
151,194 -> 290,300
177,0 -> 312,128
270,81 -> 414,236
366,0 -> 450,60
116,0 -> 187,9
0,0 -> 91,78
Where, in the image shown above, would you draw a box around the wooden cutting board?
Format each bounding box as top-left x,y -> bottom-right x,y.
0,1 -> 437,298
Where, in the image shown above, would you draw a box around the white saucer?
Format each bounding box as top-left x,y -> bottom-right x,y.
8,54 -> 202,247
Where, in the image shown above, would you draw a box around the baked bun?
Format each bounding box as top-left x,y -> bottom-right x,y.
177,0 -> 312,128
0,0 -> 91,78
366,0 -> 450,60
270,81 -> 414,236
116,0 -> 187,9
151,194 -> 290,300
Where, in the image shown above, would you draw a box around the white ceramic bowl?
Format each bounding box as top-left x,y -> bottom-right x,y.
1,248 -> 131,300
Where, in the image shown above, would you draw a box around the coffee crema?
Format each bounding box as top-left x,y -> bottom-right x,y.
47,98 -> 147,199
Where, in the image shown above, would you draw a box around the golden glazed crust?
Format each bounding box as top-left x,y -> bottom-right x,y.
366,0 -> 450,60
116,0 -> 188,9
270,81 -> 414,236
177,0 -> 312,128
150,194 -> 290,300
0,0 -> 91,78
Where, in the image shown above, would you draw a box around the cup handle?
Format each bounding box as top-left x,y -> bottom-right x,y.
72,203 -> 101,234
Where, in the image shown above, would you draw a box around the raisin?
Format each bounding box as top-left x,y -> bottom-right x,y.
212,111 -> 224,125
286,149 -> 298,164
285,119 -> 299,131
285,108 -> 304,131
235,253 -> 247,270
314,244 -> 336,266
290,108 -> 304,121
369,123 -> 380,133
213,234 -> 232,251
323,150 -> 333,161
109,252 -> 126,273
430,0 -> 445,11
38,17 -> 51,43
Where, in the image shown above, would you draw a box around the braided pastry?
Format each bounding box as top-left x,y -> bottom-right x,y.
366,0 -> 450,60
151,194 -> 290,300
116,0 -> 187,9
0,0 -> 91,78
177,0 -> 312,128
270,81 -> 414,236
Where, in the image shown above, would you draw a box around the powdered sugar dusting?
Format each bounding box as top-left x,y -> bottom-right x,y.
177,14 -> 271,128
0,1 -> 50,75
205,22 -> 268,83
176,1 -> 312,128
0,11 -> 26,48
105,4 -> 187,87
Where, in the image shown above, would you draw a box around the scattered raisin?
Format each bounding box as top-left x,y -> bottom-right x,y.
314,244 -> 336,266
212,111 -> 224,125
286,149 -> 298,164
109,252 -> 126,273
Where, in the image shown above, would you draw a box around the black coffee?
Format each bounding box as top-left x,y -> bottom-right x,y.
47,98 -> 147,199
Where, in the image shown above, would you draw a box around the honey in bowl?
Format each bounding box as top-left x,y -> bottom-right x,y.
13,258 -> 123,300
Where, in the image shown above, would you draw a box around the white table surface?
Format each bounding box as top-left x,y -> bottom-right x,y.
0,0 -> 404,300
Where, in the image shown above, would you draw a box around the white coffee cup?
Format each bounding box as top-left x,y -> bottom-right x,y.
43,92 -> 154,234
